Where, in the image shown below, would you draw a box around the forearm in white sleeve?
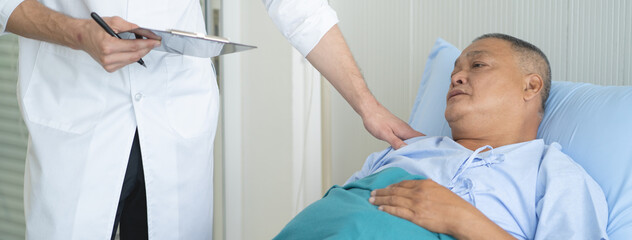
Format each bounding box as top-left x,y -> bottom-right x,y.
262,0 -> 339,56
0,0 -> 23,34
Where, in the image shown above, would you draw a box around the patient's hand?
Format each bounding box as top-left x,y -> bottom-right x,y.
369,179 -> 515,240
362,104 -> 424,149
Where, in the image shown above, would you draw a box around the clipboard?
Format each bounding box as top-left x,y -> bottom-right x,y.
119,27 -> 257,58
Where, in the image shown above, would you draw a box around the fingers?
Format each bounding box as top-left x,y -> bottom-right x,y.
369,191 -> 414,207
369,179 -> 480,235
106,16 -> 140,33
369,180 -> 433,205
367,114 -> 424,150
129,28 -> 162,40
376,180 -> 418,191
396,125 -> 425,140
369,186 -> 419,224
384,132 -> 407,150
377,205 -> 416,221
392,119 -> 425,140
97,40 -> 156,72
392,179 -> 433,189
82,16 -> 160,72
362,105 -> 425,148
370,182 -> 424,205
100,38 -> 160,55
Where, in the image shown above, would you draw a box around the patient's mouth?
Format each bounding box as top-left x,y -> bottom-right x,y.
447,89 -> 467,100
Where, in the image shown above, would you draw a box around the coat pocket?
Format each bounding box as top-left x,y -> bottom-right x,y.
22,42 -> 108,134
164,55 -> 219,139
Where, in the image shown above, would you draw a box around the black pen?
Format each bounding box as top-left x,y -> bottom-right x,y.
90,12 -> 146,68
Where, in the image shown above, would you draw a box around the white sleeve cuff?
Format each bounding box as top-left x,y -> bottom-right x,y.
265,0 -> 339,57
0,0 -> 23,34
286,5 -> 338,56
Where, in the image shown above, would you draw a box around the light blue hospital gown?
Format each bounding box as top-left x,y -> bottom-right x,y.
346,136 -> 609,240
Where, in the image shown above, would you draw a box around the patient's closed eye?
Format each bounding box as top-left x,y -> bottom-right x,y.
472,62 -> 486,68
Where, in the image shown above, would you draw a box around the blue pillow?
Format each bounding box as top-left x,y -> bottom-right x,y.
408,38 -> 455,137
410,38 -> 632,239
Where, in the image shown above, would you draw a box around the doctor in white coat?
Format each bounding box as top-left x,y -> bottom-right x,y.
1,0 -> 422,239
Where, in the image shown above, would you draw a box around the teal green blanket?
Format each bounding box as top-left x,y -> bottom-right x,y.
274,167 -> 455,240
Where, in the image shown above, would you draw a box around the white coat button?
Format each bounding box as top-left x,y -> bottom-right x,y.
134,93 -> 144,101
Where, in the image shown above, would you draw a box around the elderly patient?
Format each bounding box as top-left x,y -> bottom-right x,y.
274,34 -> 608,240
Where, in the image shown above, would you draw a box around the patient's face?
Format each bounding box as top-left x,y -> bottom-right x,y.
445,38 -> 527,129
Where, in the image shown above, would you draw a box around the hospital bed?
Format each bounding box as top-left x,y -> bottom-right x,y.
410,38 -> 632,239
276,38 -> 632,239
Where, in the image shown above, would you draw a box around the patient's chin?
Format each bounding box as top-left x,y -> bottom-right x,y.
445,106 -> 463,123
445,106 -> 476,129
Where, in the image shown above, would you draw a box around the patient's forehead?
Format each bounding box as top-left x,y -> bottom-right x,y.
466,38 -> 512,53
455,38 -> 514,66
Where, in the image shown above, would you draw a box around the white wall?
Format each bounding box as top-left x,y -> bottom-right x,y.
327,0 -> 632,185
221,1 -> 293,238
220,0 -> 322,239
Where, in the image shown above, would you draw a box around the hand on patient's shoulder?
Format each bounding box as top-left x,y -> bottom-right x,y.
362,104 -> 424,149
369,179 -> 516,240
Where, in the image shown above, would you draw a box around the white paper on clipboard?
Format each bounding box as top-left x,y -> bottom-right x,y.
119,27 -> 257,58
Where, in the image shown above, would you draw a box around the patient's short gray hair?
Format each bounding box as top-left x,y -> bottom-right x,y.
474,33 -> 551,113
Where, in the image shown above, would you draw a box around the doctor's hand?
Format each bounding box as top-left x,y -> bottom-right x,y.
362,105 -> 424,150
76,16 -> 160,72
369,179 -> 516,240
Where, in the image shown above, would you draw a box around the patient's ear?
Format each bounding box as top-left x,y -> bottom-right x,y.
523,74 -> 543,102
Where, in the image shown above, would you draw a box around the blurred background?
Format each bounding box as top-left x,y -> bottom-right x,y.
1,0 -> 630,239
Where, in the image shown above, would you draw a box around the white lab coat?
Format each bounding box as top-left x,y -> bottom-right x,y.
0,0 -> 338,239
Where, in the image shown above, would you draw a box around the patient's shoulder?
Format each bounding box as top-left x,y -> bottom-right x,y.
539,142 -> 588,176
536,142 -> 605,200
534,143 -> 609,238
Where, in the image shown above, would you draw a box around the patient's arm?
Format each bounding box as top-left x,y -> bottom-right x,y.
370,179 -> 515,240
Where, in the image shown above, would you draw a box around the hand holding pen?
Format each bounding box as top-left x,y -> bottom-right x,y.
85,12 -> 160,72
91,12 -> 146,67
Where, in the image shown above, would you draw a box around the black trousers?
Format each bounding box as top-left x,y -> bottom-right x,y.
111,131 -> 149,240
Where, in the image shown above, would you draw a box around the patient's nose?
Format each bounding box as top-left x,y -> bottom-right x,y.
451,71 -> 467,86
